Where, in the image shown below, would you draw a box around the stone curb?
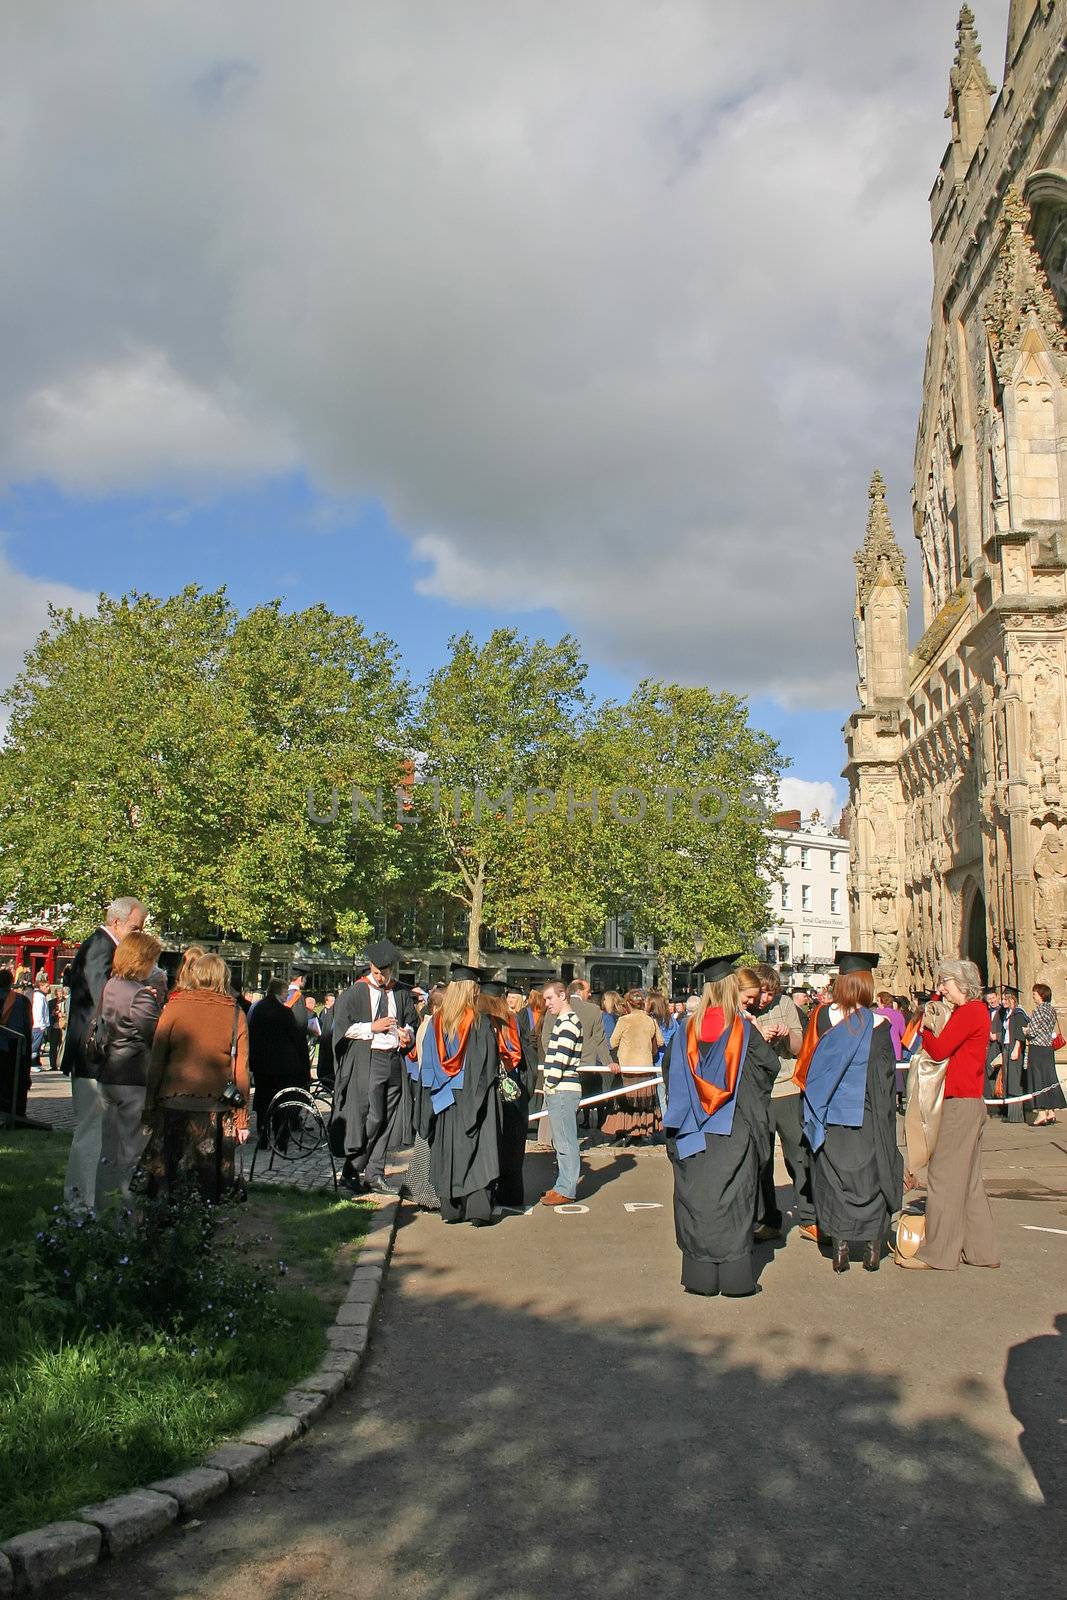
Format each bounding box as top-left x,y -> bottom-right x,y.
0,1191 -> 401,1594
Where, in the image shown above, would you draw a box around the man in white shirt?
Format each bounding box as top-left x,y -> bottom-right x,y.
31,972 -> 51,1068
330,940 -> 417,1195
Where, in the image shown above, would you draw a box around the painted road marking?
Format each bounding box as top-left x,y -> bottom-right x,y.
1021,1225 -> 1067,1236
624,1202 -> 664,1213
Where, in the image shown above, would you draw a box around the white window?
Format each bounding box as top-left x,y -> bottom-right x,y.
801,885 -> 812,912
830,888 -> 841,914
831,935 -> 840,955
802,934 -> 812,959
782,883 -> 792,911
830,851 -> 840,873
800,847 -> 811,869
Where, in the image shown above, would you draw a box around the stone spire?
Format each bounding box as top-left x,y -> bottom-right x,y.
983,184 -> 1067,379
854,472 -> 909,709
855,470 -> 908,608
946,5 -> 995,165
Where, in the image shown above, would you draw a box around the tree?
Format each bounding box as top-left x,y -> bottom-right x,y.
588,682 -> 784,979
411,630 -> 609,965
0,587 -> 411,953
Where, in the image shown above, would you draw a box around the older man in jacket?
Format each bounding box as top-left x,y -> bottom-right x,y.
62,896 -> 146,1206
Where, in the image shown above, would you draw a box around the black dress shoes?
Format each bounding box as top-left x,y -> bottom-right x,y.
832,1239 -> 850,1274
368,1175 -> 400,1196
863,1238 -> 881,1273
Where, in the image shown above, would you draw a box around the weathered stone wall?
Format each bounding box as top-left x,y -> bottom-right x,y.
846,3 -> 1067,995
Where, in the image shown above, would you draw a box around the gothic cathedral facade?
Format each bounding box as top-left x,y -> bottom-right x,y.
845,3 -> 1067,995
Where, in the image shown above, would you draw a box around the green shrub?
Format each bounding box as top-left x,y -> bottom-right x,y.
2,1189 -> 287,1358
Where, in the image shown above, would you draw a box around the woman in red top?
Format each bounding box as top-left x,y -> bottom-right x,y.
896,959 -> 999,1271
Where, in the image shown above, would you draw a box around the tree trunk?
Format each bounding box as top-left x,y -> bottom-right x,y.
467,864 -> 485,966
247,941 -> 263,990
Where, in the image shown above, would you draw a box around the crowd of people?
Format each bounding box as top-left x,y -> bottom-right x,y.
5,897 -> 1065,1301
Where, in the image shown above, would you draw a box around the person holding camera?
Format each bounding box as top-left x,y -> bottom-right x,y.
144,951 -> 250,1201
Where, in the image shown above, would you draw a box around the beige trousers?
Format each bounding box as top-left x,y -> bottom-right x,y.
918,1098 -> 999,1269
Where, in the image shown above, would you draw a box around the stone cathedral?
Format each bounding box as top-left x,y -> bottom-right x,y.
845,2 -> 1067,996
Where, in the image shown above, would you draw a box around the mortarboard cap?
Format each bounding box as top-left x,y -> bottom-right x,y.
365,939 -> 403,971
834,950 -> 879,974
914,991 -> 931,1005
480,978 -> 507,998
449,962 -> 490,984
693,952 -> 742,984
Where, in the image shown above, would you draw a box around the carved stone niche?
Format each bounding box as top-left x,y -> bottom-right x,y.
1032,817 -> 1067,968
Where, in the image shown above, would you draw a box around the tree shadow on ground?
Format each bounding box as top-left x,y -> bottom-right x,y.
82,1240 -> 1062,1600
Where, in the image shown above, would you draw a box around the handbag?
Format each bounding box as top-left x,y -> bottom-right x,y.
219,1001 -> 246,1110
895,1212 -> 926,1258
84,983 -> 113,1070
1052,1032 -> 1065,1052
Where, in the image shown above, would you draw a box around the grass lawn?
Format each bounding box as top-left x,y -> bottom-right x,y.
0,1127 -> 373,1541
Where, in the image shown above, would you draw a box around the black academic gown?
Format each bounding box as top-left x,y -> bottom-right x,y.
330,978 -> 418,1159
423,1014 -> 501,1224
809,1008 -> 902,1244
248,995 -> 310,1136
495,1013 -> 538,1209
317,1004 -> 336,1089
669,1026 -> 778,1289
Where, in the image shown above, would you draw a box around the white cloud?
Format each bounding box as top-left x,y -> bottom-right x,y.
775,779 -> 844,828
0,1 -> 1012,703
12,350 -> 295,494
0,544 -> 97,726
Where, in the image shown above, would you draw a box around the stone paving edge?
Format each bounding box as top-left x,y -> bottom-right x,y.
0,1190 -> 401,1594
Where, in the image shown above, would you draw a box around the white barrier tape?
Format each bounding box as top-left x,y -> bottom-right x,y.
527,1075 -> 663,1122
983,1082 -> 1065,1107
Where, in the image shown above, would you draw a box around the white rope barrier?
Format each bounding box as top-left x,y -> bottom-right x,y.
983,1082 -> 1066,1107
527,1075 -> 663,1122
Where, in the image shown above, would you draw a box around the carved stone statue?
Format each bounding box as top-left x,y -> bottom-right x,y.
1033,826 -> 1067,953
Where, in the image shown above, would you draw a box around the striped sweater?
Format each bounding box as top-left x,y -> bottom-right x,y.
543,1009 -> 584,1092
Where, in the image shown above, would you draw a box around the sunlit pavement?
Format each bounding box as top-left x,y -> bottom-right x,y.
74,1111 -> 1066,1600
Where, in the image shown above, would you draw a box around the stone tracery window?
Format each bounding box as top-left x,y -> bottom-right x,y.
1025,168 -> 1067,321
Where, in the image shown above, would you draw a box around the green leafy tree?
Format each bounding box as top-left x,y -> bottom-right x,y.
589,682 -> 784,979
0,588 -> 410,955
411,630 -> 609,965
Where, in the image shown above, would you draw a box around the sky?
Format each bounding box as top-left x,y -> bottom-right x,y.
0,1 -> 1013,822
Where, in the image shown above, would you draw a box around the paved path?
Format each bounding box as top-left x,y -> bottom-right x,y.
78,1123 -> 1065,1600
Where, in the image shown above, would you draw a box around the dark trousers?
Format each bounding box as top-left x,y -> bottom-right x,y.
349,1049 -> 403,1183
1003,1048 -> 1025,1125
758,1093 -> 816,1229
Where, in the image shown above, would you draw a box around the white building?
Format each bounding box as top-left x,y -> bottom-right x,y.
759,813 -> 850,983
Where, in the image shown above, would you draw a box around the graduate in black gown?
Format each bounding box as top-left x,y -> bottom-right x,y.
797,951 -> 903,1274
479,980 -> 537,1209
663,957 -> 778,1298
420,965 -> 501,1224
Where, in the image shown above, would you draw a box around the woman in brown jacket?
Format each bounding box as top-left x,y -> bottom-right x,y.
144,952 -> 251,1202
603,989 -> 663,1142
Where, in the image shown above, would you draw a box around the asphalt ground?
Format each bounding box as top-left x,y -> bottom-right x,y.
79,1121 -> 1065,1600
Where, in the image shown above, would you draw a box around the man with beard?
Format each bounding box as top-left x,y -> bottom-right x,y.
331,940 -> 417,1195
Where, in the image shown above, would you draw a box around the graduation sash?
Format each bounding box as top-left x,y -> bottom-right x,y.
801,1009 -> 873,1153
791,1004 -> 828,1091
900,1016 -> 921,1060
665,1012 -> 749,1160
420,1010 -> 475,1113
496,1016 -> 522,1072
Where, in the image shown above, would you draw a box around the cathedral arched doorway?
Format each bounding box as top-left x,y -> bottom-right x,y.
964,886 -> 988,986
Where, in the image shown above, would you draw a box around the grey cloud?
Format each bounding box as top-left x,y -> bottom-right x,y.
0,1 -> 1011,705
